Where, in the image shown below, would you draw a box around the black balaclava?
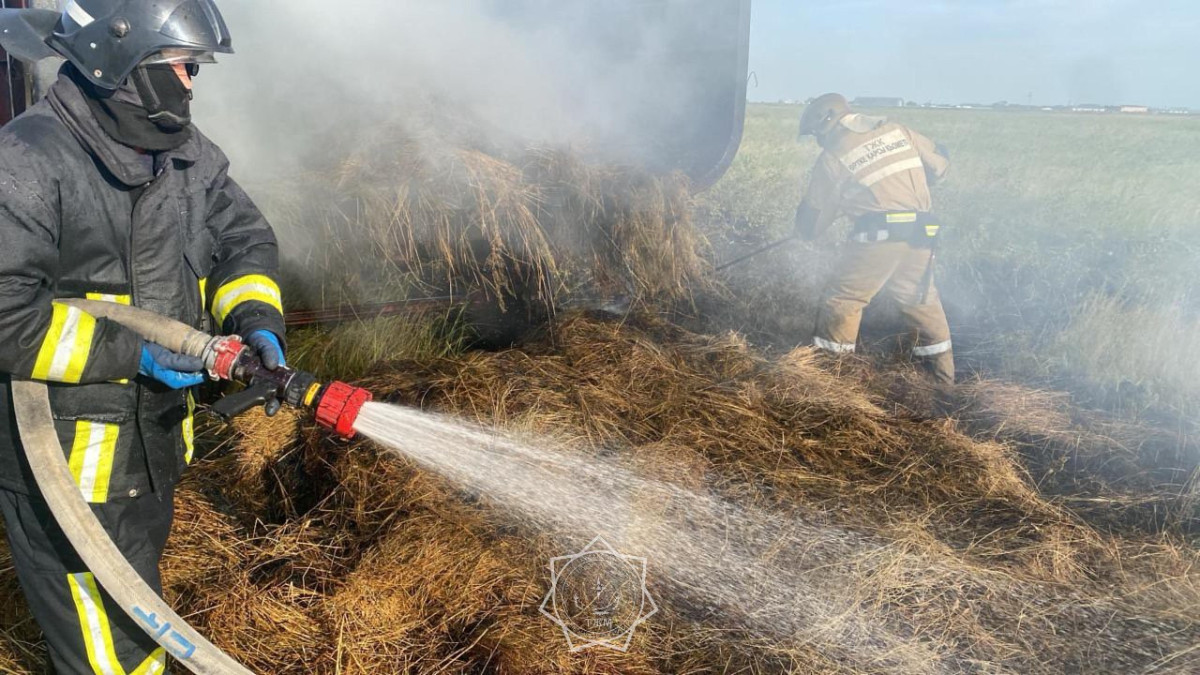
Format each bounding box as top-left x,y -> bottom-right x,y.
131,64 -> 194,131
67,62 -> 194,152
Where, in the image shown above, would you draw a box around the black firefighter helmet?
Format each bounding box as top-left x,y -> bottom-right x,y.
0,0 -> 233,90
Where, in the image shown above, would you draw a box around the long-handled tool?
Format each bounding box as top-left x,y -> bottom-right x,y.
284,295 -> 469,329
283,292 -> 636,331
715,236 -> 797,273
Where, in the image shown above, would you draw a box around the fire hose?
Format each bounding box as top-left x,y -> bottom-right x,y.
11,300 -> 374,674
714,236 -> 798,273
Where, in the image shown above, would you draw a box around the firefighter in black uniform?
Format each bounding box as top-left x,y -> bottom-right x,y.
0,1 -> 285,672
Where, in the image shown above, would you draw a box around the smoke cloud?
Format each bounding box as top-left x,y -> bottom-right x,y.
194,0 -> 734,180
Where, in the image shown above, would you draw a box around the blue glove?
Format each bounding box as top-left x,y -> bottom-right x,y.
245,330 -> 286,370
139,343 -> 206,390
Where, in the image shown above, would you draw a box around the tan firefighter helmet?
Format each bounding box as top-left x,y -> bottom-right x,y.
799,93 -> 852,138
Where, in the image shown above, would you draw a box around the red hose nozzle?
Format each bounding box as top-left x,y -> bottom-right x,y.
314,382 -> 373,439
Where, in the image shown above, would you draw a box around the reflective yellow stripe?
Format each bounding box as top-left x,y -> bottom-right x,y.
68,421 -> 119,504
32,303 -> 97,384
861,157 -> 925,188
198,277 -> 208,313
840,129 -> 910,171
814,336 -> 857,354
130,648 -> 166,675
211,275 -> 282,328
68,572 -> 124,675
84,293 -> 132,306
885,212 -> 918,224
183,391 -> 196,465
913,340 -> 953,357
84,296 -> 132,384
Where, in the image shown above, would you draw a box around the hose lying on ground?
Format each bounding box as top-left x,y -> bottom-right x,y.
12,300 -> 255,675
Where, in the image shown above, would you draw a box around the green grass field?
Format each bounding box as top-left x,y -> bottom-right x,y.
701,104 -> 1200,421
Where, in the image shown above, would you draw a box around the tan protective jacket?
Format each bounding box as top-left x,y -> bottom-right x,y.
802,114 -> 950,227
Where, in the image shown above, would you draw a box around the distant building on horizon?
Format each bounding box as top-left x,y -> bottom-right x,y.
769,97 -> 1195,117
852,96 -> 905,108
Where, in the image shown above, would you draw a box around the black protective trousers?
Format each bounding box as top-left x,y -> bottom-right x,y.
0,487 -> 173,675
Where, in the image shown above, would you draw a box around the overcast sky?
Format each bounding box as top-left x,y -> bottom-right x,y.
748,0 -> 1199,108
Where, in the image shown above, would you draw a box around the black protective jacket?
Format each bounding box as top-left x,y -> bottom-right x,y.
0,71 -> 285,502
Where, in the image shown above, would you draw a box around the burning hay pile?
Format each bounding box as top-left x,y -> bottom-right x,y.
0,126 -> 1194,674
3,313 -> 1194,673
267,120 -> 710,319
149,317 -> 1200,672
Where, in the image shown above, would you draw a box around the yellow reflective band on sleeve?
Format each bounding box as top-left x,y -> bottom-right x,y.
68,572 -> 124,675
32,303 -> 97,384
925,224 -> 941,238
84,293 -> 132,306
199,277 -> 208,313
68,421 -> 119,504
130,648 -> 167,675
885,212 -> 918,224
183,391 -> 196,465
84,295 -> 132,383
211,274 -> 282,328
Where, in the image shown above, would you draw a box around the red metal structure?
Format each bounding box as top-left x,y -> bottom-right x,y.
0,0 -> 28,126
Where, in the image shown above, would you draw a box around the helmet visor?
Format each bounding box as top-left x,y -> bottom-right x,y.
140,48 -> 219,66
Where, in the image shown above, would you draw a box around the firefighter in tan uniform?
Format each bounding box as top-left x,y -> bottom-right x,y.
795,93 -> 955,384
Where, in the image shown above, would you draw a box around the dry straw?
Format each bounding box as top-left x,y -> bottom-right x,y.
0,122 -> 1194,672
0,313 -> 1194,673
3,312 -> 1188,674
196,315 -> 1199,673
270,122 -> 711,316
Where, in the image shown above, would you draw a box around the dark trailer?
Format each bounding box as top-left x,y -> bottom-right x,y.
0,0 -> 29,126
486,0 -> 752,190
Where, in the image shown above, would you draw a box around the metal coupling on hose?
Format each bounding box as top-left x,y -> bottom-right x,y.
205,335 -> 246,381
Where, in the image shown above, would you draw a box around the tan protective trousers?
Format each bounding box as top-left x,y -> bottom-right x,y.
813,241 -> 955,384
